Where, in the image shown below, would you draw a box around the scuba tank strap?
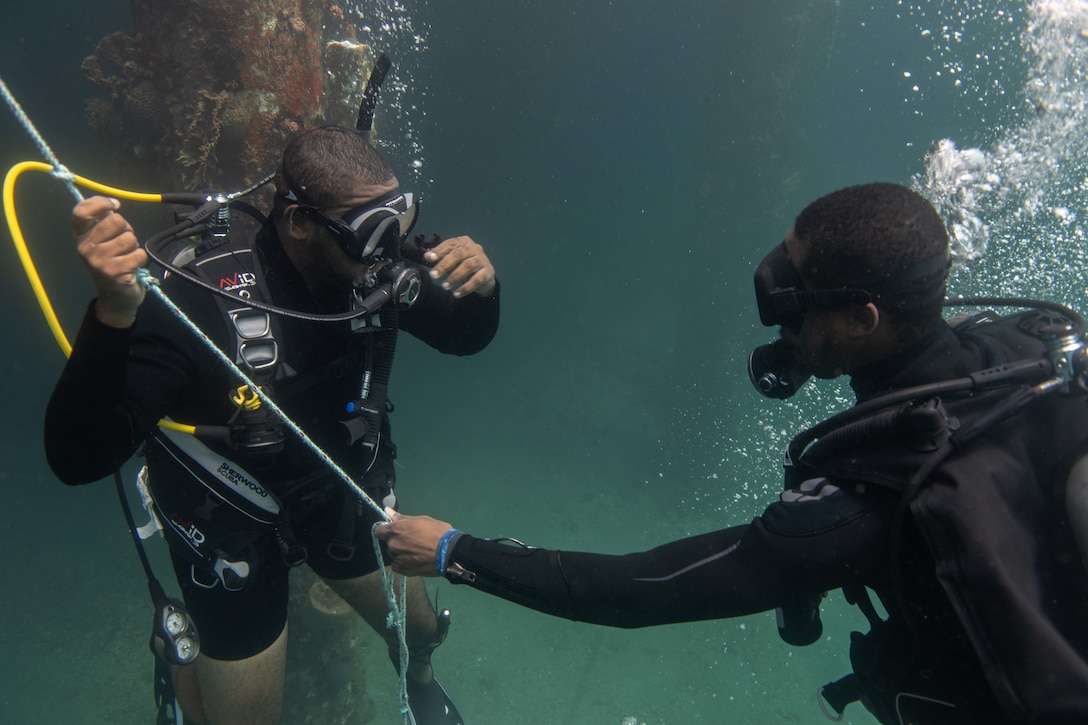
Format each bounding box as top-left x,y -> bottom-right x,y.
327,486 -> 358,562
273,511 -> 308,568
817,674 -> 859,722
814,586 -> 881,720
184,240 -> 287,462
189,243 -> 280,372
843,583 -> 883,629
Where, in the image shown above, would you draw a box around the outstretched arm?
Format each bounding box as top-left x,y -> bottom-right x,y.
376,495 -> 893,629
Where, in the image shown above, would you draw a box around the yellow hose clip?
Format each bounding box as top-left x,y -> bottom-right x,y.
232,385 -> 263,411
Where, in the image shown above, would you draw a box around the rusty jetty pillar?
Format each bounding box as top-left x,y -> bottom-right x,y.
82,0 -> 374,190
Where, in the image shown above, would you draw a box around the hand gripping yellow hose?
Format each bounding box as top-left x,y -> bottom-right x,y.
3,160 -> 192,434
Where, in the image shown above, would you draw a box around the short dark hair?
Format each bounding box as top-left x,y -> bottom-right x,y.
274,126 -> 396,211
794,182 -> 950,344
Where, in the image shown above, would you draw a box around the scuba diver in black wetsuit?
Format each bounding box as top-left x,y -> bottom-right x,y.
44,123 -> 498,724
377,183 -> 1088,725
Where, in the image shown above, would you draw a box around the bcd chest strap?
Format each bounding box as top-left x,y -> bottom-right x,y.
189,241 -> 289,462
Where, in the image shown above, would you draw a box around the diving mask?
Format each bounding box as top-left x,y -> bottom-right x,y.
290,190 -> 420,261
753,240 -> 952,332
753,242 -> 871,333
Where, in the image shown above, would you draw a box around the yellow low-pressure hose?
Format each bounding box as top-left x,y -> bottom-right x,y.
3,160 -> 194,434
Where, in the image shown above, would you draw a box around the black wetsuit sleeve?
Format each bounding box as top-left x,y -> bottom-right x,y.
444,496 -> 893,628
43,295 -> 212,485
398,274 -> 500,355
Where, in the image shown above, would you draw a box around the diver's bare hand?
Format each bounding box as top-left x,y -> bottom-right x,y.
73,196 -> 148,328
374,508 -> 453,576
425,235 -> 496,297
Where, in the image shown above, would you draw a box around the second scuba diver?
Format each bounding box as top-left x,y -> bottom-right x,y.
377,182 -> 1088,725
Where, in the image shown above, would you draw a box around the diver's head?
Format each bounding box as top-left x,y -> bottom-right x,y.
789,182 -> 950,348
276,125 -> 398,209
273,126 -> 418,293
749,183 -> 951,395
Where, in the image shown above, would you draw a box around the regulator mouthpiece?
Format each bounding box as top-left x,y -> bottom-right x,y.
748,339 -> 812,399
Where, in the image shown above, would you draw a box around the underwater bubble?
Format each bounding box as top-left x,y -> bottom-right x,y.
345,0 -> 431,183
913,0 -> 1088,299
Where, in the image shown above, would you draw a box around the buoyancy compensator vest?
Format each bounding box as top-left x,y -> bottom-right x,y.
789,306 -> 1088,724
142,214 -> 404,591
143,229 -> 299,591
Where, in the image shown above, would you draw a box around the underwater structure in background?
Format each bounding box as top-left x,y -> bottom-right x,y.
81,0 -> 373,190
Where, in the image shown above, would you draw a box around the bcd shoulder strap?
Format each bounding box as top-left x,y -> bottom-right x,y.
187,241 -> 282,378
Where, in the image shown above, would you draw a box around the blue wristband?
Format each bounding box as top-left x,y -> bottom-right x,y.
436,528 -> 462,577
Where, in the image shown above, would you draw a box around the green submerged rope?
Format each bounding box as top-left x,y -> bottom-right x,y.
0,76 -> 82,200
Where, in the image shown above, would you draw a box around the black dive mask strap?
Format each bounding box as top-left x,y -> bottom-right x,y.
755,242 -> 952,329
873,250 -> 952,310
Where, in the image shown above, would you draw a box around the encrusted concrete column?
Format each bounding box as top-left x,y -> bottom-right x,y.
83,0 -> 372,190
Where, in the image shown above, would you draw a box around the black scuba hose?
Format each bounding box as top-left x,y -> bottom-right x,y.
798,408 -> 903,466
111,469 -> 181,616
787,357 -> 1053,463
111,469 -> 177,609
356,52 -> 392,142
947,296 -> 1087,333
143,183 -> 390,324
787,296 -> 1081,462
363,307 -> 399,446
113,469 -> 157,584
144,232 -> 384,323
